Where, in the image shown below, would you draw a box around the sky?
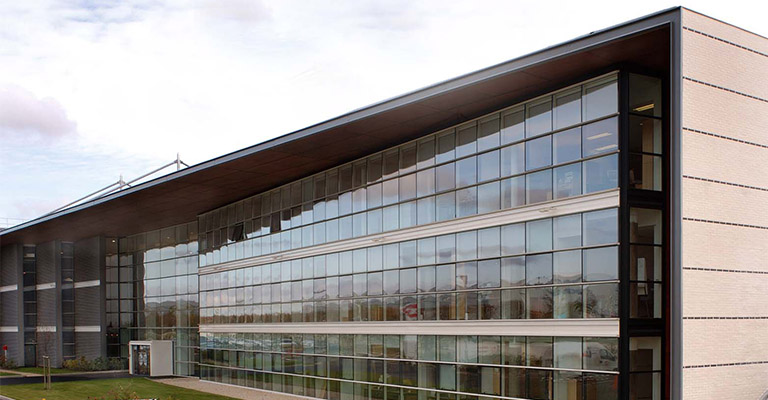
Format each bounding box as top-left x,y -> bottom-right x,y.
1,0 -> 766,226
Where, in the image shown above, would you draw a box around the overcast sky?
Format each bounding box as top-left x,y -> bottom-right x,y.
1,0 -> 766,225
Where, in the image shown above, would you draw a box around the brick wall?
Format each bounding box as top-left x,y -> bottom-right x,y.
681,8 -> 768,399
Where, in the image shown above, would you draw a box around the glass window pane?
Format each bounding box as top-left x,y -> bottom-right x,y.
629,115 -> 662,154
554,371 -> 583,400
629,74 -> 662,118
526,337 -> 553,367
418,266 -> 436,293
582,117 -> 618,157
525,253 -> 552,285
583,246 -> 618,281
438,336 -> 456,362
436,264 -> 455,291
630,282 -> 662,319
554,88 -> 582,129
501,108 -> 525,144
501,223 -> 525,256
501,143 -> 525,177
630,372 -> 662,400
477,181 -> 500,214
478,150 -> 500,182
435,163 -> 455,193
554,285 -> 583,319
553,163 -> 582,200
478,259 -> 501,289
500,176 -> 525,209
526,97 -> 552,138
501,289 -> 525,319
555,337 -> 582,369
501,256 -> 525,287
584,373 -> 619,400
585,283 -> 618,318
418,137 -> 436,169
553,250 -> 581,284
525,135 -> 552,171
478,116 -> 500,152
630,208 -> 662,245
630,245 -> 662,282
526,169 -> 552,204
478,227 -> 500,259
584,337 -> 619,371
456,262 -> 477,290
553,214 -> 581,250
629,337 -> 661,372
457,336 -> 478,363
527,287 -> 553,319
526,218 -> 552,253
583,209 -> 618,246
553,127 -> 581,164
436,130 -> 456,163
583,77 -> 617,121
456,157 -> 477,188
629,154 -> 662,191
457,123 -> 477,158
502,336 -> 525,365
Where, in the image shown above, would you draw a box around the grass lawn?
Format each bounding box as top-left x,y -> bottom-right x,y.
12,367 -> 76,375
0,377 -> 237,400
0,371 -> 18,376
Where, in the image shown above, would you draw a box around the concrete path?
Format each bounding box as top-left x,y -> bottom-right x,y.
0,369 -> 38,377
155,377 -> 299,400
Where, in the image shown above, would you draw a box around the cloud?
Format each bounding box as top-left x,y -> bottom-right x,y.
196,0 -> 271,23
0,85 -> 77,139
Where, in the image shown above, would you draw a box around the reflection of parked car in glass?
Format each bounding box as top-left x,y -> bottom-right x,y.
584,343 -> 617,369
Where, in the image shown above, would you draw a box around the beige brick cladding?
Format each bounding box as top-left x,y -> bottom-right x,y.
683,269 -> 768,317
682,178 -> 768,227
682,220 -> 768,273
683,28 -> 768,100
682,80 -> 768,144
682,130 -> 768,189
681,8 -> 768,398
683,364 -> 768,400
682,8 -> 768,55
683,319 -> 768,366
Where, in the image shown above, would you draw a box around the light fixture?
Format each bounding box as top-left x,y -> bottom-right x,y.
586,132 -> 612,140
593,144 -> 618,152
633,103 -> 654,112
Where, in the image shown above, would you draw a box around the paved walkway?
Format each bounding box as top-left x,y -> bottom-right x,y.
155,377 -> 299,400
0,369 -> 38,377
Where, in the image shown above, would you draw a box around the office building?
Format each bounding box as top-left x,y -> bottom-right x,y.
1,7 -> 767,400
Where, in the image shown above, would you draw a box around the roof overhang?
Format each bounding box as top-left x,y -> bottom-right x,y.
0,7 -> 678,246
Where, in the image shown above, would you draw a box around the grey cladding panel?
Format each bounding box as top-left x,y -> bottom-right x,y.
75,286 -> 102,325
36,241 -> 56,284
1,291 -> 18,325
74,237 -> 102,282
1,244 -> 20,286
76,332 -> 103,360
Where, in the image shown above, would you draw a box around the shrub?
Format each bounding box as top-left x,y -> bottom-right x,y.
63,356 -> 125,371
0,353 -> 18,369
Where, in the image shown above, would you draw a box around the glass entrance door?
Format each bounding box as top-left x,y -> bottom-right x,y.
132,345 -> 150,376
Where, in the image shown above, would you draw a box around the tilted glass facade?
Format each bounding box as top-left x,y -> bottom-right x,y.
197,75 -> 619,268
195,73 -> 626,400
200,333 -> 619,400
199,209 -> 619,325
95,71 -> 668,398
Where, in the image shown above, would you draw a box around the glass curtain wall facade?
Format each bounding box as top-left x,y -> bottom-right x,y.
105,221 -> 200,375
197,73 -> 627,400
622,72 -> 666,400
